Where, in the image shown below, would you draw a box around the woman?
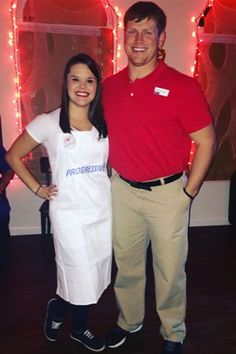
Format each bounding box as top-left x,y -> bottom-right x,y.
6,53 -> 112,352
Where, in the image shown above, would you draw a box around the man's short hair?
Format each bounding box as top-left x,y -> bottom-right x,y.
124,1 -> 167,34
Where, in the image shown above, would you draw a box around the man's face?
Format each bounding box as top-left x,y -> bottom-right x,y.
124,17 -> 165,68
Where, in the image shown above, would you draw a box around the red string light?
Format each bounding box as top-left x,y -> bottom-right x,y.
9,0 -> 22,134
188,1 -> 214,170
8,0 -> 119,135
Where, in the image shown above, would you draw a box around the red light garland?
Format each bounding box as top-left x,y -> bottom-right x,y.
9,0 -> 22,134
8,0 -> 119,135
188,1 -> 214,170
191,0 -> 214,78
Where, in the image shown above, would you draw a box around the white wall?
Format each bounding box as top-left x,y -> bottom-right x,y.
0,0 -> 230,235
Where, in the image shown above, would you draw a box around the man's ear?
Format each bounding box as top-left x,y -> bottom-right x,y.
159,31 -> 166,48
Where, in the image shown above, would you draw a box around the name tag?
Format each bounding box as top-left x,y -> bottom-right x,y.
154,86 -> 170,97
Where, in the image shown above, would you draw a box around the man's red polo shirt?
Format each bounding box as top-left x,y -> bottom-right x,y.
102,61 -> 212,181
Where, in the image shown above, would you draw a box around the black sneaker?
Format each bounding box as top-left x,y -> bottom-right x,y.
70,329 -> 105,352
44,298 -> 63,342
161,340 -> 183,354
105,324 -> 143,348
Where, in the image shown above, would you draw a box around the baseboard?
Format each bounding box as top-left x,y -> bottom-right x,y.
190,217 -> 230,227
10,226 -> 41,236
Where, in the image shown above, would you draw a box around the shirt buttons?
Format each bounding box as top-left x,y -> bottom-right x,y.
130,92 -> 134,96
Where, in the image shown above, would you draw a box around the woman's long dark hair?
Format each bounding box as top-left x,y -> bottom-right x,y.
59,53 -> 107,138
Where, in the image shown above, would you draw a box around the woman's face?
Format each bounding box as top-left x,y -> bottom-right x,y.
67,63 -> 97,109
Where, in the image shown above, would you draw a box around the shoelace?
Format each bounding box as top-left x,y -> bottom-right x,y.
84,329 -> 94,339
51,321 -> 62,329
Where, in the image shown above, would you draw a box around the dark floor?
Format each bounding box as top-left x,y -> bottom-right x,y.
0,225 -> 236,354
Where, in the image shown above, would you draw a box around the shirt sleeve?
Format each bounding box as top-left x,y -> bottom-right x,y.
179,79 -> 213,133
26,114 -> 50,144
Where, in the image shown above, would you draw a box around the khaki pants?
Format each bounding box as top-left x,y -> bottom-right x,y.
111,174 -> 191,342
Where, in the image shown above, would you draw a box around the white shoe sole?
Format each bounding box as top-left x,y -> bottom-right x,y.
70,333 -> 105,352
108,336 -> 127,348
108,324 -> 143,348
129,324 -> 143,333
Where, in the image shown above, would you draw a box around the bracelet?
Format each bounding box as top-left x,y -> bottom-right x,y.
35,185 -> 42,196
183,187 -> 194,200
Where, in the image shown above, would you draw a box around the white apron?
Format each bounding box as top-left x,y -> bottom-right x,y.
49,127 -> 112,305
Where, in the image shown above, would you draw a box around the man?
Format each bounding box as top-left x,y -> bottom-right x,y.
102,2 -> 217,354
0,144 -> 14,271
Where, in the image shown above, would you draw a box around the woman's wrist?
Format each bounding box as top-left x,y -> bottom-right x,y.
35,185 -> 42,196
